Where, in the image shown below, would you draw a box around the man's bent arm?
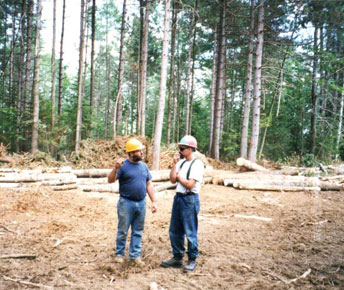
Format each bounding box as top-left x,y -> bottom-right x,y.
108,168 -> 118,183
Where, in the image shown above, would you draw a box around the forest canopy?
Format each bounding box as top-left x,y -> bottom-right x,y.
0,0 -> 344,167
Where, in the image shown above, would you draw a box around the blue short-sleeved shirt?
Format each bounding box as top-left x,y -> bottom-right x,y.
116,159 -> 152,201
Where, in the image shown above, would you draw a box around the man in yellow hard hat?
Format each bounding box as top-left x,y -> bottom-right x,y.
108,138 -> 157,266
161,135 -> 204,273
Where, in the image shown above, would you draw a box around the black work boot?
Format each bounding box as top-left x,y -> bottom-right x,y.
183,259 -> 196,273
160,256 -> 183,268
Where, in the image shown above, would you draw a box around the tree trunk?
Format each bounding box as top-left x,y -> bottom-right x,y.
166,0 -> 178,145
51,0 -> 57,130
248,0 -> 264,162
104,11 -> 111,138
310,25 -> 318,155
336,73 -> 344,157
114,0 -> 127,137
185,1 -> 197,135
75,0 -> 86,153
90,0 -> 96,136
212,0 -> 226,160
240,0 -> 255,159
152,0 -> 171,170
16,0 -> 27,152
9,14 -> 16,105
137,0 -> 144,134
57,0 -> 66,116
31,0 -> 42,154
140,0 -> 150,136
208,24 -> 218,154
23,0 -> 34,151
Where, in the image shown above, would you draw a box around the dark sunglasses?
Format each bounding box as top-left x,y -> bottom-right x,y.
179,147 -> 189,151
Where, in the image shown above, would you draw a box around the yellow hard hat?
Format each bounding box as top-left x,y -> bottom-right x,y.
126,138 -> 144,153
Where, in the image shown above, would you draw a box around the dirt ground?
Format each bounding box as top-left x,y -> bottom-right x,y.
0,183 -> 343,289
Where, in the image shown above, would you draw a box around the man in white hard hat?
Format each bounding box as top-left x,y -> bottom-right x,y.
108,138 -> 157,266
161,135 -> 204,273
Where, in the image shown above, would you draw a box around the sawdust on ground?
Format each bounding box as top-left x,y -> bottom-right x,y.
0,184 -> 343,289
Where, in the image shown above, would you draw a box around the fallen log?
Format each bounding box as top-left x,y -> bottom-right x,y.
213,172 -> 307,186
236,157 -> 268,172
0,173 -> 76,183
50,184 -> 78,191
154,181 -> 176,192
224,176 -> 320,187
318,181 -> 344,191
79,184 -> 119,193
0,183 -> 23,188
76,177 -> 108,185
153,176 -> 212,192
41,178 -> 77,186
232,182 -> 321,191
0,168 -> 18,173
72,169 -> 111,178
151,170 -> 170,181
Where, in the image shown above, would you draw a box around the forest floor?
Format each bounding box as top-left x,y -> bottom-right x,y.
1,183 -> 343,289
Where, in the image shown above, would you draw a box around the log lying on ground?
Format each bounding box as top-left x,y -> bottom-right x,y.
224,176 -> 320,187
223,176 -> 343,191
76,177 -> 108,185
0,173 -> 76,183
79,183 -> 119,193
151,170 -> 170,181
0,168 -> 18,173
154,181 -> 176,192
72,169 -> 111,178
232,183 -> 321,191
236,157 -> 269,172
50,184 -> 78,191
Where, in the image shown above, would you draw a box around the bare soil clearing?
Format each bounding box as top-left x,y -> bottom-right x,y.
0,183 -> 343,289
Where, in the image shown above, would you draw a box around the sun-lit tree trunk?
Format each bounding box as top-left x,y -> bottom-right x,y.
9,14 -> 16,105
113,0 -> 127,137
104,13 -> 110,138
31,0 -> 42,154
240,0 -> 255,159
336,73 -> 344,157
310,25 -> 318,155
57,0 -> 66,116
137,0 -> 144,134
90,0 -> 96,135
75,0 -> 86,153
51,0 -> 57,130
185,1 -> 198,135
208,24 -> 218,154
166,0 -> 178,145
174,38 -> 182,143
212,0 -> 226,160
152,0 -> 171,170
139,0 -> 149,136
24,0 -> 33,111
188,4 -> 198,135
16,0 -> 26,151
248,0 -> 264,162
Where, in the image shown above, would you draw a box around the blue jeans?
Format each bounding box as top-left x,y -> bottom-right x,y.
169,193 -> 200,260
116,197 -> 146,259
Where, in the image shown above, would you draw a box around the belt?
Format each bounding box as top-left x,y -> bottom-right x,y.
176,192 -> 196,197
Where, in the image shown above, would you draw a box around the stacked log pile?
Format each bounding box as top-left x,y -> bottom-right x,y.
0,168 -> 193,193
0,159 -> 343,193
